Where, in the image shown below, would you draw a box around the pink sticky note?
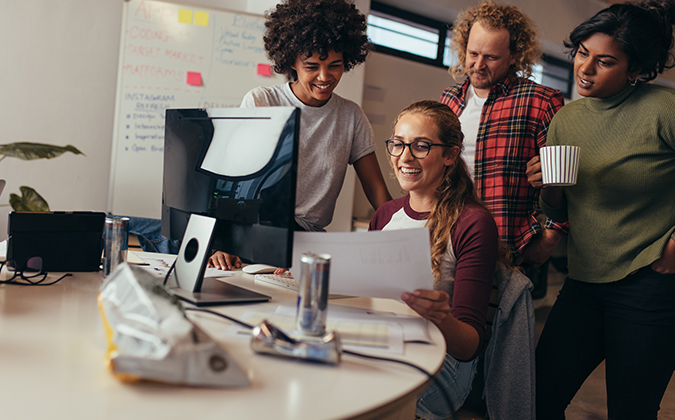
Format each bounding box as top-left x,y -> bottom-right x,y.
257,63 -> 272,77
187,71 -> 202,86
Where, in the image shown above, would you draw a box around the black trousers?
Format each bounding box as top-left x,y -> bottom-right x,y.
536,268 -> 675,419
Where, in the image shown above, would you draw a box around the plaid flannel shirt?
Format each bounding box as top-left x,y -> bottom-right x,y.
440,76 -> 569,257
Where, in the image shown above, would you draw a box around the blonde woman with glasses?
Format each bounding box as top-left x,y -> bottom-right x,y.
370,100 -> 505,419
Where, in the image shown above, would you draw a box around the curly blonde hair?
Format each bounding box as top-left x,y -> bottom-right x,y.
449,1 -> 542,80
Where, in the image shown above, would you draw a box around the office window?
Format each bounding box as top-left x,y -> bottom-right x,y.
529,54 -> 574,99
367,1 -> 449,68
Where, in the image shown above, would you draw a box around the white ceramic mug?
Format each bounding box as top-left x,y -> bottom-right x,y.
539,145 -> 580,186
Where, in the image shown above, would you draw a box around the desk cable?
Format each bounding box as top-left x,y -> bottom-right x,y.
184,307 -> 458,420
0,259 -> 72,286
162,260 -> 176,286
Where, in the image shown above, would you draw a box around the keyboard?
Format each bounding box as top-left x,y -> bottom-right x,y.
254,273 -> 299,291
254,274 -> 351,300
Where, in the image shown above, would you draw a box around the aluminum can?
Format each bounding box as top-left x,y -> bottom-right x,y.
296,252 -> 331,336
103,216 -> 129,277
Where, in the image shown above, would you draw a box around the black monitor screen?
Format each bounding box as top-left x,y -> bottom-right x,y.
161,107 -> 299,268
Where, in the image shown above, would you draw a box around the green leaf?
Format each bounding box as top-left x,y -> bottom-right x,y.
9,186 -> 50,212
0,142 -> 84,161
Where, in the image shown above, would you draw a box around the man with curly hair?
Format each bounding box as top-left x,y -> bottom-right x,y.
440,1 -> 568,295
208,0 -> 391,270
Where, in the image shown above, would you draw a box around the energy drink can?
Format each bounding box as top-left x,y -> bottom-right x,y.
103,216 -> 129,277
296,252 -> 331,336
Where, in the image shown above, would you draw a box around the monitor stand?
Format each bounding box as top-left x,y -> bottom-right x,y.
168,214 -> 270,307
171,278 -> 270,307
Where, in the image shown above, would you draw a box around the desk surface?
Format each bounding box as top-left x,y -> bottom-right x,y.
0,254 -> 445,420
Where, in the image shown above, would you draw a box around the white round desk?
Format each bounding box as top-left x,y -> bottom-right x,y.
0,254 -> 445,420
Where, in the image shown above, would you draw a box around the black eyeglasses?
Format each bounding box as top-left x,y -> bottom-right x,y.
0,257 -> 71,286
385,139 -> 450,159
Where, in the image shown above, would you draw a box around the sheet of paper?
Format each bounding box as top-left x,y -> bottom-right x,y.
222,309 -> 405,355
138,254 -> 233,279
139,255 -> 176,278
290,228 -> 433,300
205,267 -> 235,278
275,304 -> 432,344
127,251 -> 148,265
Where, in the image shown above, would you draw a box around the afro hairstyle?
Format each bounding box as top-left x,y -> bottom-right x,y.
263,0 -> 370,81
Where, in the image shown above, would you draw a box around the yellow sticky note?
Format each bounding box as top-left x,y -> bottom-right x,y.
178,9 -> 193,24
194,11 -> 209,27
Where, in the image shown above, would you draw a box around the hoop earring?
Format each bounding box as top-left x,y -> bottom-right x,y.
629,78 -> 638,87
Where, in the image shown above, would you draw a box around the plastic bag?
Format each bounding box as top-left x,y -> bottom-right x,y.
97,263 -> 249,387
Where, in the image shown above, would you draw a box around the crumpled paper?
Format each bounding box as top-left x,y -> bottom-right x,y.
97,263 -> 249,387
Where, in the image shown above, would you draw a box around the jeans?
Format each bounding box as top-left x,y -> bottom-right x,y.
125,216 -> 303,256
125,216 -> 180,254
416,354 -> 478,420
536,268 -> 675,420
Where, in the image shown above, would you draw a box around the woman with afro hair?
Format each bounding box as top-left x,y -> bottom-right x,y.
209,0 -> 391,270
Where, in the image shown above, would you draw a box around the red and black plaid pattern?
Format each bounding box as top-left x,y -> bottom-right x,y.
441,76 -> 569,257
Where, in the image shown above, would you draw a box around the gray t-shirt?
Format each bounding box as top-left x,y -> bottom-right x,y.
241,83 -> 376,231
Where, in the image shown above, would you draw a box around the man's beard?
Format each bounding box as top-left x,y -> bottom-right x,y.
468,69 -> 493,90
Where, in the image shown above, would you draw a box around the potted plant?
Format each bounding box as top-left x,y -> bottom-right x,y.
0,142 -> 84,211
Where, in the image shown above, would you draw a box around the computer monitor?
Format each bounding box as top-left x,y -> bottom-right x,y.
161,107 -> 300,305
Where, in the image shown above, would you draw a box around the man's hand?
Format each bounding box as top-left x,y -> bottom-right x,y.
516,228 -> 563,268
207,251 -> 242,271
526,155 -> 544,189
652,236 -> 675,274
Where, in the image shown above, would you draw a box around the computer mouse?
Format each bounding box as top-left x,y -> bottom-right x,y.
242,264 -> 277,274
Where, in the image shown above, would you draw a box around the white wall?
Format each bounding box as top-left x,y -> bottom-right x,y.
0,1 -> 122,240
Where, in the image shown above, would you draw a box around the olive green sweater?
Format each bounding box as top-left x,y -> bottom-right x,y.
541,83 -> 675,283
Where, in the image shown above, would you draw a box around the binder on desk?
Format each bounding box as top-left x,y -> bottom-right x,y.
7,211 -> 106,272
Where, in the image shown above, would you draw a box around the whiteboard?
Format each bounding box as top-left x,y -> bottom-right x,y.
108,0 -> 285,218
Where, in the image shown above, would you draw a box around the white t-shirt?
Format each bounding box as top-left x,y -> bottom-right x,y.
241,83 -> 376,231
377,201 -> 457,300
458,85 -> 487,180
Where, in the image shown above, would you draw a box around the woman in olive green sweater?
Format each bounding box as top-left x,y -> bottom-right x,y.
527,1 -> 675,419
